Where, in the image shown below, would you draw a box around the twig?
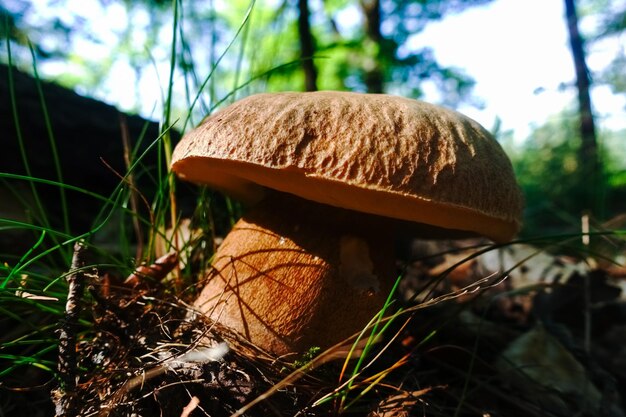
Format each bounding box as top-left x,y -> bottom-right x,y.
53,241 -> 89,417
124,251 -> 179,287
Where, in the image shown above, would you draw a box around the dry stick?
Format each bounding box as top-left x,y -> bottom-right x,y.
180,396 -> 200,417
55,241 -> 89,416
120,113 -> 144,262
98,157 -> 154,228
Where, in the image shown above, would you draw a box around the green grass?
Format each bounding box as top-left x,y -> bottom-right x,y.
2,40 -> 161,408
0,0 -> 258,396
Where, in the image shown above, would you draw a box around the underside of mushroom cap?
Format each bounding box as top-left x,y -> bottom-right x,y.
171,91 -> 524,242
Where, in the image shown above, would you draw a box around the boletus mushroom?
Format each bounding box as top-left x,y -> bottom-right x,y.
171,91 -> 523,355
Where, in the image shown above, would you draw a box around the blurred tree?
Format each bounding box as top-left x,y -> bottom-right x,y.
298,0 -> 318,90
564,0 -> 601,216
360,0 -> 385,93
593,1 -> 626,95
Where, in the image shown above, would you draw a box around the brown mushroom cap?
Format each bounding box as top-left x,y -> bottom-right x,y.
172,91 -> 523,242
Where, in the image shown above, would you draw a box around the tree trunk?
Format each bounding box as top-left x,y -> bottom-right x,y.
564,0 -> 601,214
297,0 -> 318,91
360,0 -> 385,93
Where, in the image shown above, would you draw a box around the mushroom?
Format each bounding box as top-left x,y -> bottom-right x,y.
171,91 -> 523,355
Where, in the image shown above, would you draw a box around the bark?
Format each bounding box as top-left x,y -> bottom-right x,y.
564,0 -> 601,214
297,0 -> 318,91
360,0 -> 385,93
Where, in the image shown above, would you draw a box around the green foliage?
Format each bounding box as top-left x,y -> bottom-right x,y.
598,50 -> 626,95
508,110 -> 626,235
511,112 -> 584,233
585,0 -> 626,97
291,345 -> 322,369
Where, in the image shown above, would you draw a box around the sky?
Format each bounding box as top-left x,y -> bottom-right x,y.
410,0 -> 626,139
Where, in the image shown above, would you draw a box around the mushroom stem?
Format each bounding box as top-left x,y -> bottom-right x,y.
193,193 -> 397,355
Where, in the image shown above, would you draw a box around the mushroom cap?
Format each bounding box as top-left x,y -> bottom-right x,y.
171,91 -> 523,242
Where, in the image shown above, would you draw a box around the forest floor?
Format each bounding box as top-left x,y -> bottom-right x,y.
4,237 -> 626,417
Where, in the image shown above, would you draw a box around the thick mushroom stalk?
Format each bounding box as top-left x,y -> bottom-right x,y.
194,193 -> 396,355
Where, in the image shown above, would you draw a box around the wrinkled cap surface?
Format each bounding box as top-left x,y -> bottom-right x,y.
171,91 -> 524,242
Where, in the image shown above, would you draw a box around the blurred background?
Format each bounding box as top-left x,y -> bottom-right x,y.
1,0 -> 625,236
